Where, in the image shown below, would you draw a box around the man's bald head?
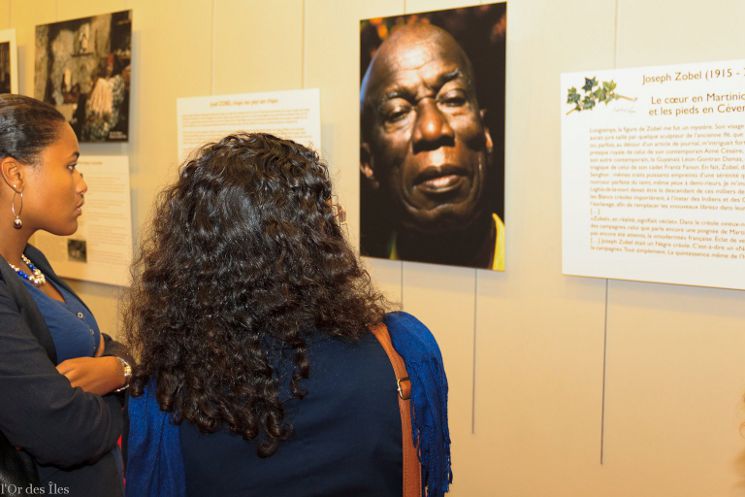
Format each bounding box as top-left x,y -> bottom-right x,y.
361,23 -> 477,121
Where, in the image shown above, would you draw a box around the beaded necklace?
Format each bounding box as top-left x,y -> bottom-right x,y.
7,255 -> 46,287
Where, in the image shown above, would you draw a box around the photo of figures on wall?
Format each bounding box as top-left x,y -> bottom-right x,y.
35,10 -> 131,142
0,42 -> 10,94
0,29 -> 18,94
360,3 -> 506,271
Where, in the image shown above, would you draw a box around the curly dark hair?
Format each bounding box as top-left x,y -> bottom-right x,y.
124,133 -> 389,456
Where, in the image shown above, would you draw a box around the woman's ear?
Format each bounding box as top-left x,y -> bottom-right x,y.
0,157 -> 24,192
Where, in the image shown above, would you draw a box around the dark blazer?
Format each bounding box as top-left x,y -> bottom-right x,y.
0,244 -> 126,496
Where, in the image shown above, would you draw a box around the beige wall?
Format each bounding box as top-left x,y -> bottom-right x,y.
3,1 -> 745,495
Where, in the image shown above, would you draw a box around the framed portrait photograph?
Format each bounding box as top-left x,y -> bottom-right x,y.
0,28 -> 19,94
34,10 -> 132,142
360,3 -> 507,270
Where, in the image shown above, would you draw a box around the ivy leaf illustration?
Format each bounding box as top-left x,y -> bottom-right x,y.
567,87 -> 580,104
583,77 -> 598,92
566,77 -> 636,114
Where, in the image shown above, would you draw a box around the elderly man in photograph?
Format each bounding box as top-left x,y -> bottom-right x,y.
360,23 -> 504,270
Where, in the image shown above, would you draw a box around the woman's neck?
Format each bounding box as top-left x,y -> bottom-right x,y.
0,224 -> 32,267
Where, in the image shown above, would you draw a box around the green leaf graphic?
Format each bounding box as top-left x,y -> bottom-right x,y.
566,77 -> 636,114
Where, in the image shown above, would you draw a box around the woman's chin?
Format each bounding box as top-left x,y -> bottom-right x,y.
45,223 -> 79,237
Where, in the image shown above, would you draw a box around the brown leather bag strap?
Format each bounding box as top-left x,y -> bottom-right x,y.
370,322 -> 422,497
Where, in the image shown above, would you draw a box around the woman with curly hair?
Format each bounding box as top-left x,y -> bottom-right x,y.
124,133 -> 451,497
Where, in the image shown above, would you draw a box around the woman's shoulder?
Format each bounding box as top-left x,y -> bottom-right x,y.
307,329 -> 386,366
384,311 -> 432,335
383,311 -> 443,359
0,245 -> 52,301
308,314 -> 442,376
0,252 -> 28,305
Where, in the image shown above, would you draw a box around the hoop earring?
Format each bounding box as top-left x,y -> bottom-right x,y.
11,190 -> 22,229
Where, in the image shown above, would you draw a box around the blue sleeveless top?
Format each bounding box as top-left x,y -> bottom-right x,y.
22,280 -> 101,363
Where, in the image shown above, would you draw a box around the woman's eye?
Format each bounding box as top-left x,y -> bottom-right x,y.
67,163 -> 78,171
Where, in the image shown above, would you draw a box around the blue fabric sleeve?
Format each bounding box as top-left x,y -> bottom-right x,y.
126,383 -> 185,497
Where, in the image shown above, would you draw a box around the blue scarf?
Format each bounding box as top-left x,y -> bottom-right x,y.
385,311 -> 452,497
126,311 -> 452,497
126,383 -> 185,497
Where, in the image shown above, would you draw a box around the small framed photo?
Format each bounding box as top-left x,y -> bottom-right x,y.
0,28 -> 19,94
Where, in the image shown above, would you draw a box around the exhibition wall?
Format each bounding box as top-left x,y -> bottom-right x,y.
2,0 -> 745,496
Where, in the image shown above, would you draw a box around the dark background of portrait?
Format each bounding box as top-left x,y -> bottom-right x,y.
359,3 -> 507,259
